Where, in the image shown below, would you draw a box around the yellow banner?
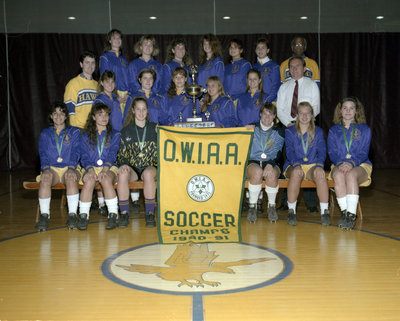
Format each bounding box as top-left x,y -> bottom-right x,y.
157,126 -> 253,244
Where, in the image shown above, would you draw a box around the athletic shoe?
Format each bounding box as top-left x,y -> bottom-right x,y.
66,213 -> 77,229
145,212 -> 156,227
35,214 -> 49,232
338,210 -> 347,228
98,205 -> 108,217
106,213 -> 118,230
131,200 -> 140,213
321,209 -> 331,226
119,211 -> 129,227
77,213 -> 89,230
343,212 -> 357,230
257,198 -> 263,214
287,209 -> 297,226
247,204 -> 257,223
267,204 -> 278,223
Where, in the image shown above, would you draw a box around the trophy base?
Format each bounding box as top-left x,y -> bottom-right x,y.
186,116 -> 203,122
174,121 -> 215,128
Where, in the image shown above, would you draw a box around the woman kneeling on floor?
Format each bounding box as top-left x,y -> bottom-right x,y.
284,102 -> 330,226
246,102 -> 285,223
117,97 -> 158,227
79,103 -> 121,230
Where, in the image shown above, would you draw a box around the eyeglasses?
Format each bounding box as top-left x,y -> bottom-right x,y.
294,43 -> 304,47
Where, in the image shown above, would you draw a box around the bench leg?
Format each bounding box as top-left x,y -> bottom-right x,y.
357,202 -> 363,221
36,203 -> 40,222
61,191 -> 66,209
329,188 -> 335,216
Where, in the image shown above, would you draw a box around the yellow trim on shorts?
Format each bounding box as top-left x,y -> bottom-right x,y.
328,163 -> 372,187
284,163 -> 319,178
36,166 -> 80,183
79,166 -> 119,184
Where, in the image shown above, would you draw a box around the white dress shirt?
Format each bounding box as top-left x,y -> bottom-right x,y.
276,77 -> 320,126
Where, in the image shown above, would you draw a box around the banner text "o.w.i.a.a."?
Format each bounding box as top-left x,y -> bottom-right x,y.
157,127 -> 253,244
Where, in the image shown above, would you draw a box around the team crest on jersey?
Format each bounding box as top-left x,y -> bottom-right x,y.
262,67 -> 271,76
187,174 -> 214,202
151,98 -> 160,108
63,133 -> 72,146
120,57 -> 128,67
205,61 -> 212,70
354,128 -> 361,141
232,65 -> 239,73
212,104 -> 220,114
180,96 -> 190,106
103,242 -> 292,294
266,137 -> 274,150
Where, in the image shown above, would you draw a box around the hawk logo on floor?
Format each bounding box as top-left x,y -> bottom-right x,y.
117,242 -> 274,288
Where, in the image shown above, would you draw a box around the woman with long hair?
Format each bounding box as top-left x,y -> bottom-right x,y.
161,38 -> 193,94
200,76 -> 237,128
128,35 -> 163,94
161,67 -> 195,125
252,38 -> 281,102
117,97 -> 158,227
35,102 -> 81,232
328,97 -> 372,230
246,103 -> 285,223
197,34 -> 224,89
236,69 -> 267,126
284,102 -> 329,226
224,38 -> 251,98
79,103 -> 121,230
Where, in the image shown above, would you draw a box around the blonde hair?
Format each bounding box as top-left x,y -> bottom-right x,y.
332,96 -> 367,124
201,76 -> 226,113
134,35 -> 159,56
295,101 -> 315,138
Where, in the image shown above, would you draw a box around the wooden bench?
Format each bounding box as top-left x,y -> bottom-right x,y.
23,178 -> 364,221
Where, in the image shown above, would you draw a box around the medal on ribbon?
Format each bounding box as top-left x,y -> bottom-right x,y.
341,123 -> 356,160
135,123 -> 147,159
96,132 -> 106,167
301,131 -> 309,163
259,125 -> 273,161
53,128 -> 66,164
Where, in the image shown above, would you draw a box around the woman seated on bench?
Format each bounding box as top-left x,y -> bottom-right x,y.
35,101 -> 81,232
284,102 -> 330,226
328,97 -> 372,230
79,103 -> 121,230
117,97 -> 158,227
246,102 -> 284,223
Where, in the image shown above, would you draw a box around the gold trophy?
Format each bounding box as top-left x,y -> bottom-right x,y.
174,65 -> 214,128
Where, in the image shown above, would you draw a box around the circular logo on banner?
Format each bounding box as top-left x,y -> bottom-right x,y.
186,175 -> 215,202
102,242 -> 293,295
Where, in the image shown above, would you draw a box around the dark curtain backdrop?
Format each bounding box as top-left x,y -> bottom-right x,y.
0,33 -> 399,170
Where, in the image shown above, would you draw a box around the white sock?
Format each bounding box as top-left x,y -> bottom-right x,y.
347,194 -> 359,214
105,197 -> 119,216
336,196 -> 347,212
320,202 -> 328,214
67,193 -> 79,214
79,201 -> 92,218
265,185 -> 279,206
131,192 -> 140,202
248,183 -> 262,205
39,197 -> 51,216
288,201 -> 297,214
98,196 -> 105,207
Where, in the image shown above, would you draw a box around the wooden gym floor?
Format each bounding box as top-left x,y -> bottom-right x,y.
0,169 -> 400,321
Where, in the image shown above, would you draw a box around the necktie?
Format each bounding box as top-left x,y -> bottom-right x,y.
291,80 -> 298,118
